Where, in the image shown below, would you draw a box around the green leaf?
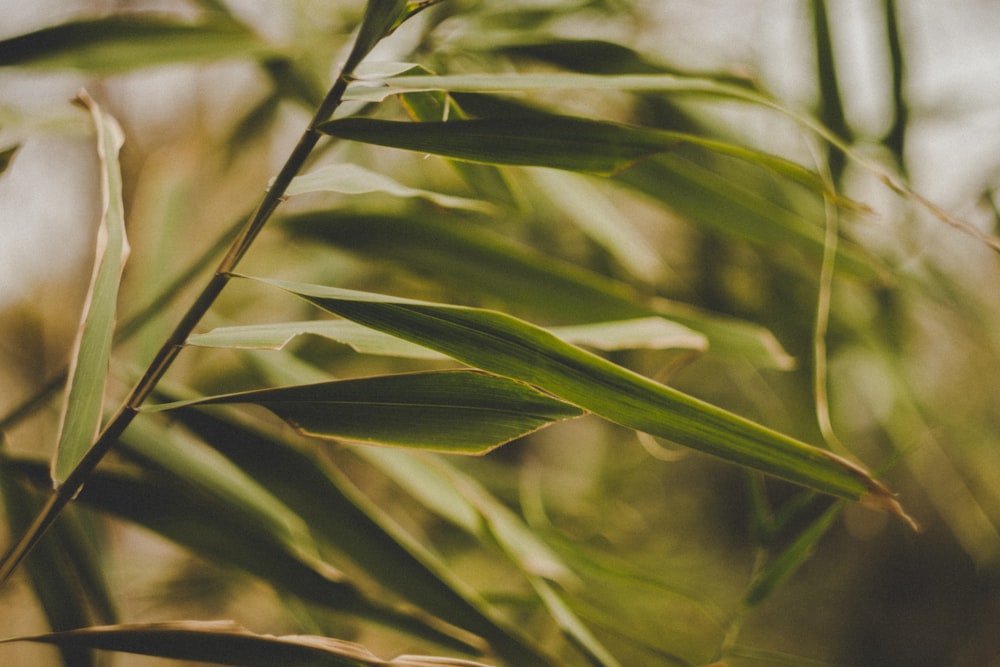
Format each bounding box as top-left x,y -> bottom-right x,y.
616,153 -> 888,282
345,0 -> 443,74
285,163 -> 495,213
358,73 -> 998,254
530,578 -> 622,667
245,275 -> 907,517
3,454 -> 358,617
343,71 -> 750,103
742,503 -> 844,607
188,319 -> 447,357
0,620 -> 494,667
396,78 -> 521,205
319,115 -> 820,182
118,415 -> 317,555
388,457 -> 618,666
186,317 -> 705,358
0,15 -> 276,73
0,461 -> 111,667
2,449 -> 475,653
281,212 -> 791,368
354,447 -> 576,583
144,371 -> 584,454
52,92 -> 130,485
524,168 -> 668,284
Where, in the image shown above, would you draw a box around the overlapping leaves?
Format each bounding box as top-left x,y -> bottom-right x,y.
240,275 -> 902,513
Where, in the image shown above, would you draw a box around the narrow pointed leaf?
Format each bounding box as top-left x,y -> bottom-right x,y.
355,447 -> 576,584
53,92 -> 130,485
246,276 -> 907,517
118,415 -> 317,555
165,406 -> 558,666
0,16 -> 276,73
525,168 -> 668,283
281,212 -> 791,368
345,0 -> 443,74
144,371 -> 583,454
4,454 -> 353,610
743,502 -> 844,607
188,319 -> 447,357
396,78 -> 521,205
2,453 -> 474,652
285,163 -> 494,213
360,72 -> 1000,254
0,464 -> 110,667
0,620 -> 494,667
186,317 -> 705,357
617,153 -> 887,282
530,578 -> 622,667
318,116 -> 820,182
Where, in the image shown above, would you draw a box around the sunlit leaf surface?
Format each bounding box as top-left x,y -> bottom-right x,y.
187,317 -> 706,356
285,163 -> 495,213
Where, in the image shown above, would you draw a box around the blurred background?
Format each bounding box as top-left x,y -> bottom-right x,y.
3,1 -> 1000,665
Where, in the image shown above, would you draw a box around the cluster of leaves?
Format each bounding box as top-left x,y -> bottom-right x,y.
2,1 -> 1000,665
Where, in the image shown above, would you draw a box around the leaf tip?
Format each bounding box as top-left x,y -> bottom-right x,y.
860,491 -> 921,532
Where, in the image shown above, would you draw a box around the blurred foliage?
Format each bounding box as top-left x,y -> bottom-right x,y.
2,1 -> 1000,666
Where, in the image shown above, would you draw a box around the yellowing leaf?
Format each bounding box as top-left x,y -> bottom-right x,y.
52,91 -> 130,486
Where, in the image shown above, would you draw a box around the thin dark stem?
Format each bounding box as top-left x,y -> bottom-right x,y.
0,67 -> 357,584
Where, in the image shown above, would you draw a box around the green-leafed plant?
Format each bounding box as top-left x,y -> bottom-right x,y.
2,1 -> 999,665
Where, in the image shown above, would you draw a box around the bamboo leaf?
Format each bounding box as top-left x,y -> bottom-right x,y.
164,406 -> 557,666
1,451 -> 476,653
345,0 -> 444,73
318,116 -> 820,183
525,168 -> 668,284
143,371 -> 583,454
188,319 -> 447,357
396,76 -> 521,205
616,153 -> 887,282
0,620 -> 494,667
0,463 -> 111,667
743,503 -> 844,607
3,454 -> 358,615
530,578 -> 622,667
354,72 -> 999,253
52,92 -> 130,486
349,72 -> 765,102
0,15 -> 277,73
281,212 -> 790,368
355,447 -> 576,583
285,163 -> 495,213
244,275 -> 909,519
186,317 -> 706,357
118,416 -> 318,555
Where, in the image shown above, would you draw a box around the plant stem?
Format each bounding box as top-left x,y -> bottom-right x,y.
0,61 -> 356,586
